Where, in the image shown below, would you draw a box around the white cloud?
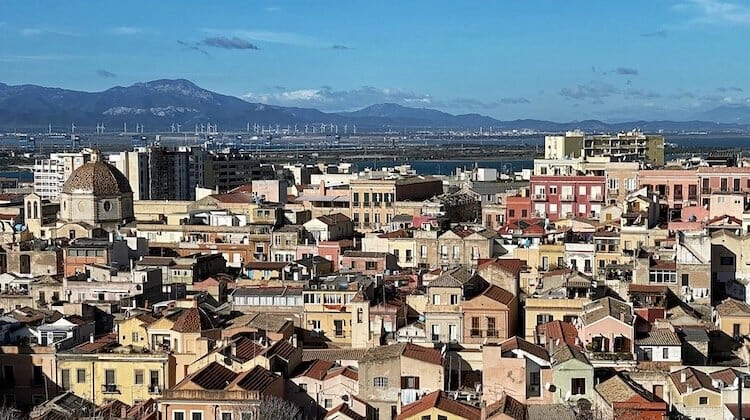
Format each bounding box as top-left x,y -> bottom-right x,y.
676,0 -> 750,25
243,86 -> 433,111
20,27 -> 79,37
111,26 -> 154,35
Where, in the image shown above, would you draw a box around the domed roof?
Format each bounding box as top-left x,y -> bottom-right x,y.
61,161 -> 133,195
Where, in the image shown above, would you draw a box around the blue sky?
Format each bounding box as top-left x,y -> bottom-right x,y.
1,0 -> 750,121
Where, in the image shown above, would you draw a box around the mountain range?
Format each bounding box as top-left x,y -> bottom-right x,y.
1,79 -> 749,132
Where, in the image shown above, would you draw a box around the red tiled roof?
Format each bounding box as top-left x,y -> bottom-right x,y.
69,333 -> 117,353
500,336 -> 550,361
209,192 -> 255,204
326,403 -> 365,420
536,321 -> 579,348
189,362 -> 238,390
669,367 -> 719,395
172,308 -> 215,333
650,260 -> 676,270
378,229 -> 410,239
296,359 -> 336,380
324,366 -> 358,381
481,284 -> 515,305
234,365 -> 280,392
628,284 -> 668,294
317,213 -> 351,225
397,391 -> 480,420
233,337 -> 265,362
451,228 -> 476,238
402,343 -> 443,366
541,269 -> 573,278
244,261 -> 289,270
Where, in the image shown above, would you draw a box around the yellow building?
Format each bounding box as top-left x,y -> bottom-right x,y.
397,390 -> 480,420
302,275 -> 374,347
667,367 -> 723,419
57,335 -> 171,405
715,298 -> 750,337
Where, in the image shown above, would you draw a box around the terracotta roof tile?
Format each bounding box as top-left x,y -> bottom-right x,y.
326,403 -> 365,420
500,337 -> 550,361
171,308 -> 215,333
397,391 -> 480,420
717,298 -> 750,317
296,359 -> 336,380
669,367 -> 719,395
635,329 -> 681,346
189,362 -> 238,390
485,394 -> 526,420
580,297 -> 634,326
481,284 -> 515,305
536,321 -> 579,349
323,366 -> 359,382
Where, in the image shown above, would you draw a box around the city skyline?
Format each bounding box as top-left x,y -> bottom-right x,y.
2,0 -> 750,122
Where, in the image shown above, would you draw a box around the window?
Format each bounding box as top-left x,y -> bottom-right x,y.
721,256 -> 735,266
324,399 -> 332,409
438,416 -> 448,420
240,413 -> 253,420
334,320 -> 344,337
681,273 -> 689,287
420,245 -> 427,258
431,325 -> 440,342
191,412 -> 203,420
452,245 -> 460,259
60,369 -> 70,390
365,261 -> 377,270
422,416 -> 431,420
299,383 -> 307,392
135,370 -> 144,385
221,413 -> 233,420
373,377 -> 388,387
571,378 -> 586,395
536,314 -> 553,325
508,209 -> 515,217
432,294 -> 441,305
578,185 -> 586,195
173,413 -> 185,420
663,348 -> 669,359
105,369 -> 115,385
76,369 -> 86,384
487,317 -> 497,337
402,376 -> 420,389
471,317 -> 480,337
450,294 -> 459,305
734,323 -> 741,337
699,396 -> 708,405
32,366 -> 43,386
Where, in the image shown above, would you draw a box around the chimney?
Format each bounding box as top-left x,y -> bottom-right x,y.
89,334 -> 94,343
230,342 -> 237,357
680,371 -> 686,383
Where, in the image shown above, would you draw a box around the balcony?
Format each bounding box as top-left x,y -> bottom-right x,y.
487,329 -> 498,338
533,194 -> 547,200
590,194 -> 603,202
560,194 -> 574,202
470,329 -> 482,338
102,384 -> 120,394
148,385 -> 162,394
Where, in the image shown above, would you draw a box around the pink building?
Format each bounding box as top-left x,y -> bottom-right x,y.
638,169 -> 700,209
577,297 -> 636,357
482,337 -> 553,405
529,175 -> 606,221
697,167 -> 750,208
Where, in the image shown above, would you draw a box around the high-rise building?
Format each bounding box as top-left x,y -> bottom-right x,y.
33,148 -> 96,201
544,130 -> 665,166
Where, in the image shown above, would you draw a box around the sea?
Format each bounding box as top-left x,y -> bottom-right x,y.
354,134 -> 750,176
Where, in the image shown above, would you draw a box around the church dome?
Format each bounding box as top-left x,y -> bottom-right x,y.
61,161 -> 132,195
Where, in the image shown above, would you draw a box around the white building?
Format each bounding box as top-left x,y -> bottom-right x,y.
33,148 -> 96,201
634,329 -> 682,362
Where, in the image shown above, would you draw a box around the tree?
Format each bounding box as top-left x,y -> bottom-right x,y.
258,396 -> 301,420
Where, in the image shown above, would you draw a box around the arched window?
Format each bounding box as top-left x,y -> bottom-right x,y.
27,202 -> 32,218
33,202 -> 38,219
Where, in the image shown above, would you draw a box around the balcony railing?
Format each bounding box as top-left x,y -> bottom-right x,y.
561,194 -> 574,201
487,329 -> 498,338
533,194 -> 547,200
470,329 -> 482,338
590,194 -> 603,201
102,384 -> 119,394
148,385 -> 162,394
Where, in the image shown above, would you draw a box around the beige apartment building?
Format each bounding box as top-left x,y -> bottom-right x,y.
349,176 -> 443,231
